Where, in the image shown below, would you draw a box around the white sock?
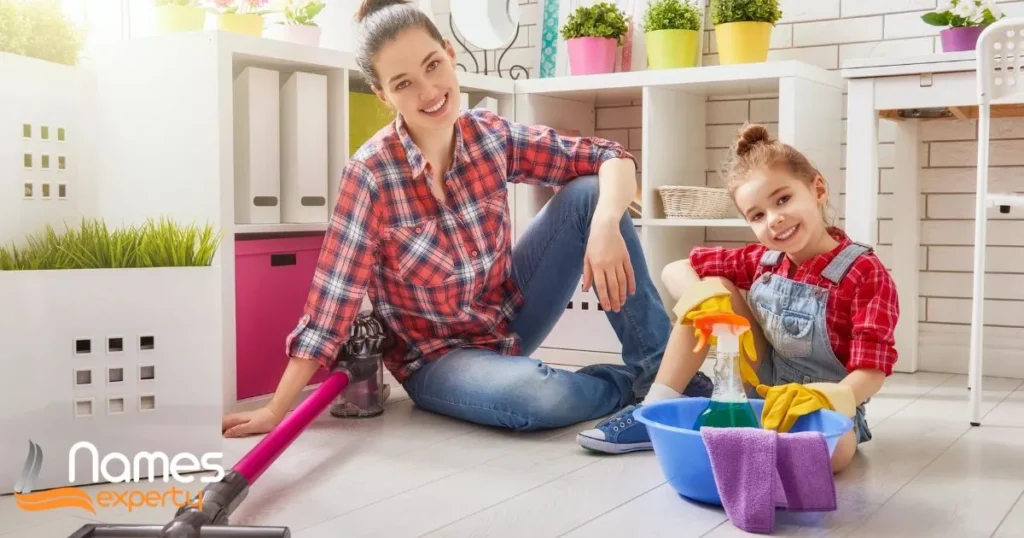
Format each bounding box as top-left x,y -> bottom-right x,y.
643,382 -> 682,405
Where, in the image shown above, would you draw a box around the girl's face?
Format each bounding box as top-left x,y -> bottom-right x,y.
372,27 -> 461,136
733,167 -> 830,258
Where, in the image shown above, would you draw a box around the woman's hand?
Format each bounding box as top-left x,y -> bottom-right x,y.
583,216 -> 636,312
222,407 -> 282,438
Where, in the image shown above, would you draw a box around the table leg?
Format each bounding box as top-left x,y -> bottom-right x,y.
844,78 -> 879,246
892,119 -> 921,373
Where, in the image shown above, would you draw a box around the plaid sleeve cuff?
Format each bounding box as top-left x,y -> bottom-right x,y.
285,314 -> 340,370
848,339 -> 898,376
598,145 -> 637,171
688,246 -> 723,278
688,244 -> 763,290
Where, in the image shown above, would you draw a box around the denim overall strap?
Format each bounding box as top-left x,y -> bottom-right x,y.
746,243 -> 874,443
759,249 -> 784,267
821,242 -> 872,284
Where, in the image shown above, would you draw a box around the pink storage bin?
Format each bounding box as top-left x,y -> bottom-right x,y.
235,233 -> 331,400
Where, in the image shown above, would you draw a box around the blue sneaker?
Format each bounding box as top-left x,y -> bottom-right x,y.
576,372 -> 714,454
577,404 -> 651,454
683,370 -> 714,398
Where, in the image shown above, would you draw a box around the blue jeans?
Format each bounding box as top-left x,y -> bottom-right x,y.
402,175 -> 673,431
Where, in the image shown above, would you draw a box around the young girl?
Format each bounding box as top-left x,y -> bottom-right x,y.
577,124 -> 898,472
221,0 -> 713,438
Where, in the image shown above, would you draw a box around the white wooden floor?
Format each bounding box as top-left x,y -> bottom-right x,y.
4,371 -> 1024,537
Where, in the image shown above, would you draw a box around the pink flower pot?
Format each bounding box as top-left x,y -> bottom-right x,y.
567,37 -> 617,76
940,26 -> 985,52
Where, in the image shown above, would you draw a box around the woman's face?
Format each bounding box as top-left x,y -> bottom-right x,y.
372,27 -> 462,136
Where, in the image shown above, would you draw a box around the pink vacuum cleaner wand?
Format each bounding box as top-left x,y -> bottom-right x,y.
67,313 -> 390,538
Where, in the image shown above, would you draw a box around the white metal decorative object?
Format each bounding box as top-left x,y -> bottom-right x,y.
449,0 -> 529,78
968,17 -> 1024,427
450,0 -> 520,51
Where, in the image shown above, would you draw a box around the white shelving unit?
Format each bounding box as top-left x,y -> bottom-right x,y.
7,30 -> 842,416
514,62 -> 845,367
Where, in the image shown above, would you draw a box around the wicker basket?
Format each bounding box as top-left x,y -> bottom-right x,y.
657,185 -> 733,219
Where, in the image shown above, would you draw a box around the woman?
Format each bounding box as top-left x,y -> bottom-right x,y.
221,0 -> 710,446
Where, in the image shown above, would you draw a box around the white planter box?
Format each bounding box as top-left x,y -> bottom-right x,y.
0,52 -> 98,247
0,267 -> 223,494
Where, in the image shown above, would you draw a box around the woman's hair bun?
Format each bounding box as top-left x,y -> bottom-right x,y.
355,0 -> 410,22
735,123 -> 772,157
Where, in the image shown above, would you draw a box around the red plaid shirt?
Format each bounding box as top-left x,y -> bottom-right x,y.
285,109 -> 634,382
688,228 -> 900,376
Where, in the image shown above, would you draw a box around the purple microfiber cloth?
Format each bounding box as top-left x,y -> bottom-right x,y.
700,427 -> 837,534
775,431 -> 837,513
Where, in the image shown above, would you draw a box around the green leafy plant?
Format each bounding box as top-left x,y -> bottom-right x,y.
710,0 -> 782,25
154,0 -> 201,6
0,0 -> 83,66
0,0 -> 28,56
207,0 -> 272,15
0,218 -> 221,271
281,0 -> 323,25
560,1 -> 629,44
642,0 -> 702,33
922,0 -> 1003,28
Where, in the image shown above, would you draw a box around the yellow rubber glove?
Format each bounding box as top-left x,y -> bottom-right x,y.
673,279 -> 761,386
672,279 -> 733,324
805,382 -> 857,417
755,382 -> 856,433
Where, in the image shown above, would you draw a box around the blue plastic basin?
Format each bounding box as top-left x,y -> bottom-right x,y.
634,397 -> 853,506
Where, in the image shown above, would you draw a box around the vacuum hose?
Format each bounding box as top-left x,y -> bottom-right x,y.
66,312 -> 391,538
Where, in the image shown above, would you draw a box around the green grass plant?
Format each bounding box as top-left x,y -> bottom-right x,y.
0,217 -> 220,271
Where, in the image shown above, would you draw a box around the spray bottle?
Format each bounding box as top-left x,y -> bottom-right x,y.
691,312 -> 759,430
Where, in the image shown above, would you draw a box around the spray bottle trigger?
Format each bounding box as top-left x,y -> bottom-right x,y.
690,312 -> 751,353
693,328 -> 709,353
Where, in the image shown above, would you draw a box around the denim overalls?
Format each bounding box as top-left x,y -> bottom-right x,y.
746,242 -> 873,444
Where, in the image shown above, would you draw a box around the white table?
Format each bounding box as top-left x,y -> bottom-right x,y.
841,51 -> 1024,376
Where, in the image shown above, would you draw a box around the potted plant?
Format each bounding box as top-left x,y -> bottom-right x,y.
207,0 -> 271,36
710,0 -> 782,65
641,0 -> 703,70
0,218 -> 221,271
265,0 -> 325,47
560,1 -> 629,76
153,0 -> 206,35
0,218 -> 224,493
923,0 -> 1004,52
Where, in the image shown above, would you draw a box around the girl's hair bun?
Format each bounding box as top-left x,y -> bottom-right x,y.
735,123 -> 772,157
356,0 -> 409,22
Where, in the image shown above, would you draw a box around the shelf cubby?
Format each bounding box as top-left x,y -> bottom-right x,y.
517,63 -> 844,368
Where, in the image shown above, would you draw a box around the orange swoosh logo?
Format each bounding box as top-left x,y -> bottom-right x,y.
13,487 -> 96,514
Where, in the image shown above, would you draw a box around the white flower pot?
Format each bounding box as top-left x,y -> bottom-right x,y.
0,267 -> 223,494
265,24 -> 322,47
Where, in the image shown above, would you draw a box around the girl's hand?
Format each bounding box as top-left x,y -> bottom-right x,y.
222,407 -> 282,438
583,217 -> 636,312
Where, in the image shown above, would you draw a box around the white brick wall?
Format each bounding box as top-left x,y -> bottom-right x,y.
429,0 -> 1024,376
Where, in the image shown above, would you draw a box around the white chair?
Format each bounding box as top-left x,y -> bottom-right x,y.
969,17 -> 1024,426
